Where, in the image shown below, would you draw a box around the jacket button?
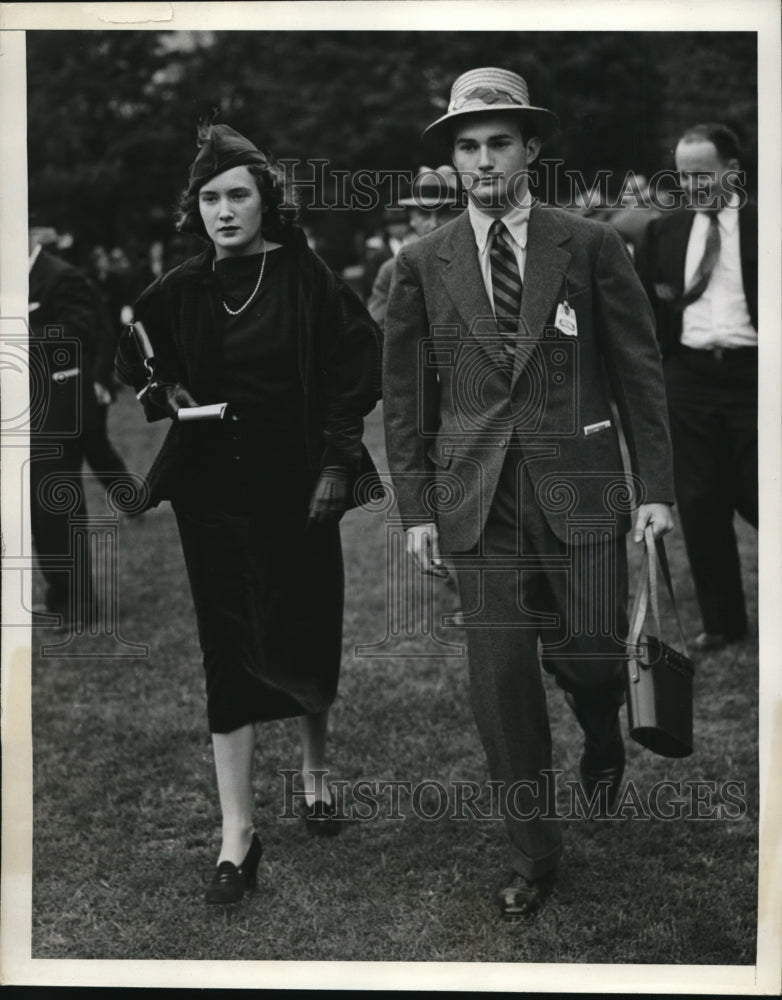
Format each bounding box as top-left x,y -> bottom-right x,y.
498,438 -> 507,448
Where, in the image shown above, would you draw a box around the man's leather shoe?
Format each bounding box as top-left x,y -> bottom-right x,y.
692,631 -> 744,653
497,870 -> 556,918
564,691 -> 625,811
579,739 -> 625,813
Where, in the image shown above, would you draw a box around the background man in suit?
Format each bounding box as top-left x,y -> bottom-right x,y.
383,67 -> 674,917
639,124 -> 757,653
367,165 -> 461,331
28,225 -> 98,627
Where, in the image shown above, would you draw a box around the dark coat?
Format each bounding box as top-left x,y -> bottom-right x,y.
637,201 -> 758,357
116,226 -> 382,510
383,205 -> 674,552
29,248 -> 99,438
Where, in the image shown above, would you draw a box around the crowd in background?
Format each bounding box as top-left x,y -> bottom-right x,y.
37,166 -> 660,343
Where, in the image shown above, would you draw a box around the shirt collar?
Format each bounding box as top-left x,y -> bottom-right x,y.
28,243 -> 42,273
718,191 -> 740,232
693,191 -> 741,233
468,193 -> 533,254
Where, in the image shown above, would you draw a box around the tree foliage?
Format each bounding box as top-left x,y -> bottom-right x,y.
25,29 -> 757,265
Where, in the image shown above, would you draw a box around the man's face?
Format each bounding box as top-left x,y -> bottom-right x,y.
408,207 -> 440,237
674,139 -> 739,212
198,164 -> 265,258
452,113 -> 540,217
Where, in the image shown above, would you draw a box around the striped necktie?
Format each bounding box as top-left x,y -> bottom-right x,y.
490,220 -> 522,353
678,211 -> 721,309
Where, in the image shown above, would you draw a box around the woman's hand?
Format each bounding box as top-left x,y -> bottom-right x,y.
308,467 -> 349,524
148,381 -> 199,419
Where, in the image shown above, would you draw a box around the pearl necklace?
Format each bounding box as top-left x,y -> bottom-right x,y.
213,245 -> 267,316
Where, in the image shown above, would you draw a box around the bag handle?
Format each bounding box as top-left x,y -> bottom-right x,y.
628,545 -> 650,648
645,525 -> 689,657
628,526 -> 688,656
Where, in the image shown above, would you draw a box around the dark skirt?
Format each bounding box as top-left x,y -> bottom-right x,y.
172,405 -> 344,733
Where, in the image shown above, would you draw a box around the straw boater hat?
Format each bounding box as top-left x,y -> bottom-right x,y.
423,67 -> 559,147
398,165 -> 461,210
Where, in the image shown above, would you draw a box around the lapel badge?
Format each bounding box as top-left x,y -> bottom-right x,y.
554,300 -> 578,336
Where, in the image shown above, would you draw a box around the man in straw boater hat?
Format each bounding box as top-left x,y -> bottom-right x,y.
383,67 -> 675,916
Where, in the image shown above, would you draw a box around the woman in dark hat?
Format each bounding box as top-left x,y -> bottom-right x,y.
116,124 -> 381,904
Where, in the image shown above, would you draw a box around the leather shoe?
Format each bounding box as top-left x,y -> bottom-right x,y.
692,631 -> 744,653
579,739 -> 625,813
204,833 -> 263,904
564,692 -> 625,811
298,792 -> 341,837
497,870 -> 556,918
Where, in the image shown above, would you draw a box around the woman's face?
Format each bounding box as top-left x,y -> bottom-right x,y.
198,165 -> 265,258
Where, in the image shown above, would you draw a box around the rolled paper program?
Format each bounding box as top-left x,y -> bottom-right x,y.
131,320 -> 155,361
177,402 -> 229,422
52,367 -> 81,382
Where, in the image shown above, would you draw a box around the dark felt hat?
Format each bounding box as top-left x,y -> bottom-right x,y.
398,165 -> 461,209
186,124 -> 269,195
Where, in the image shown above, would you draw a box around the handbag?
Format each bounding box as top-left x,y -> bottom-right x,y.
115,319 -> 157,401
625,525 -> 695,758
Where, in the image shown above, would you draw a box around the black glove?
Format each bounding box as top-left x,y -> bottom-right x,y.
308,466 -> 350,524
146,380 -> 198,419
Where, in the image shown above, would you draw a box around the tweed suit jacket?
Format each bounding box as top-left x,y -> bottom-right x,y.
637,202 -> 758,358
383,205 -> 674,553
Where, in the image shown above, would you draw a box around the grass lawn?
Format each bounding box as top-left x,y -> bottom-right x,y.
28,387 -> 759,968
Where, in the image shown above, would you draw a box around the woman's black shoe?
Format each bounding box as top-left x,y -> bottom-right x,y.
204,833 -> 263,904
298,793 -> 341,837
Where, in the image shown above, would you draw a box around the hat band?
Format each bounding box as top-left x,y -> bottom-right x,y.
450,86 -> 526,111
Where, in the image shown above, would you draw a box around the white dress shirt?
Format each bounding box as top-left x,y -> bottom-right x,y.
467,195 -> 532,315
681,193 -> 757,349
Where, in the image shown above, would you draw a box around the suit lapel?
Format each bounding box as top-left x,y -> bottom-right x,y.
738,202 -> 758,323
438,213 -> 502,367
512,206 -> 572,388
28,252 -> 46,304
439,212 -> 493,319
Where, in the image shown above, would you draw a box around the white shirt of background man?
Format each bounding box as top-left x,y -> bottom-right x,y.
681,192 -> 757,350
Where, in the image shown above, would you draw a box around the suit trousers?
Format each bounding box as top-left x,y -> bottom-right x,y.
664,347 -> 757,638
29,441 -> 94,621
453,441 -> 628,880
83,403 -> 128,489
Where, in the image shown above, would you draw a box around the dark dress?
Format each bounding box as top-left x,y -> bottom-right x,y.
172,248 -> 344,733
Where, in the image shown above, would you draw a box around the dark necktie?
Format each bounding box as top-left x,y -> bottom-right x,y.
678,212 -> 721,309
489,220 -> 522,353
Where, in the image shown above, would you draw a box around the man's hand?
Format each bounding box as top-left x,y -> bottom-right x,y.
634,502 -> 674,543
406,521 -> 448,577
308,466 -> 349,524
